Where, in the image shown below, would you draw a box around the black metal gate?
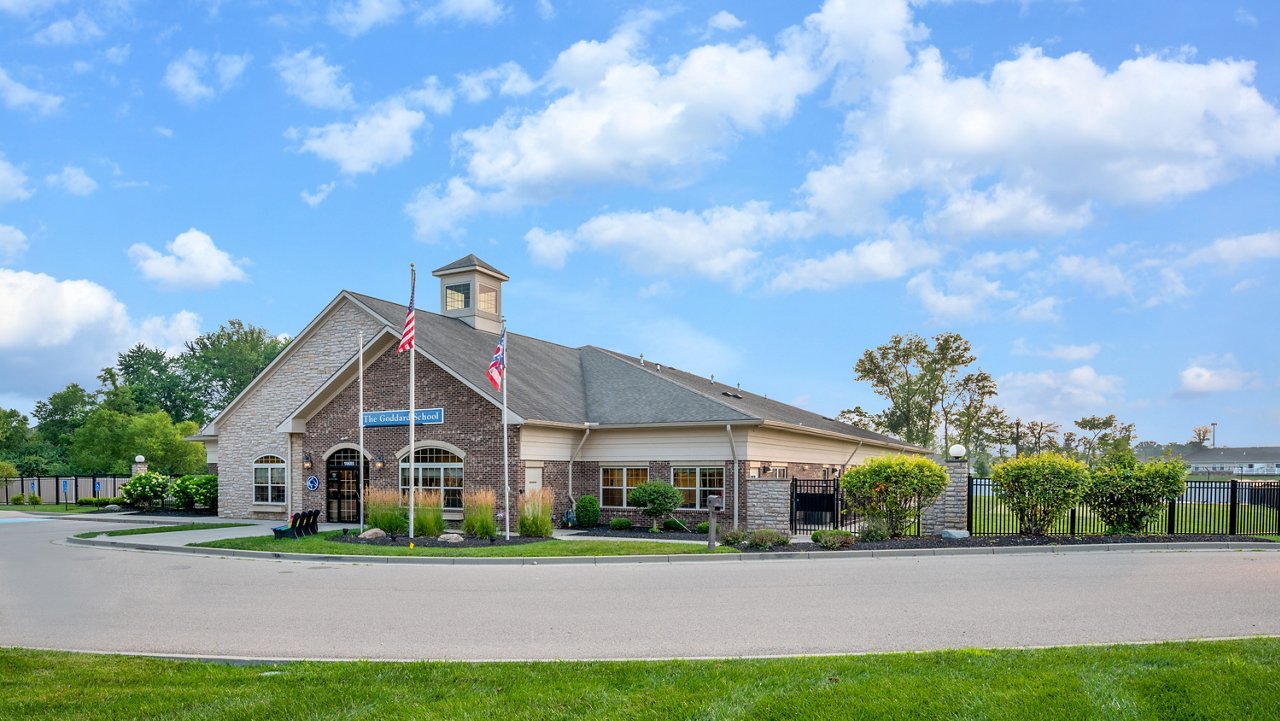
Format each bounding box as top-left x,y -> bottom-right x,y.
791,479 -> 845,534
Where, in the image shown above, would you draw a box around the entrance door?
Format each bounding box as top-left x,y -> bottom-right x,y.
525,466 -> 543,495
326,449 -> 368,523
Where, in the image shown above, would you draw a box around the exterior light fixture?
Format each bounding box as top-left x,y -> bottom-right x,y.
948,444 -> 967,460
302,453 -> 313,470
373,455 -> 385,470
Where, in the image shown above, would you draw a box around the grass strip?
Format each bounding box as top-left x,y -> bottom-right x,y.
192,530 -> 738,557
4,503 -> 103,514
74,523 -> 252,539
2,639 -> 1278,720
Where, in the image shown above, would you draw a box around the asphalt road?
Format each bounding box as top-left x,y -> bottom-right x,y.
2,516 -> 1278,661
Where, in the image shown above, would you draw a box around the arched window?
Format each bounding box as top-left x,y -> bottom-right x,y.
399,447 -> 464,509
253,455 -> 286,504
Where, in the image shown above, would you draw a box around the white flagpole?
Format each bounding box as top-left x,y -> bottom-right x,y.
408,263 -> 417,540
502,320 -> 510,541
358,329 -> 365,534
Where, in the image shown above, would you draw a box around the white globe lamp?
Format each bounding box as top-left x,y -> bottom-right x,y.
948,444 -> 966,460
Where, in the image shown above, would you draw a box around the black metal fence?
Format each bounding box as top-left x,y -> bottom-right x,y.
790,478 -> 920,536
2,476 -> 133,505
969,477 -> 1280,536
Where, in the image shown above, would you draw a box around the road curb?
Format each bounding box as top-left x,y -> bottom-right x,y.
64,535 -> 1280,566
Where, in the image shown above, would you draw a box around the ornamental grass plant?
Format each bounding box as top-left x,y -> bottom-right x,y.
462,489 -> 498,539
413,490 -> 446,537
517,488 -> 554,538
365,487 -> 407,535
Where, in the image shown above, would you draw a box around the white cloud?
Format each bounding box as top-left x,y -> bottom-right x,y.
1183,230 -> 1280,270
456,62 -> 535,103
0,268 -> 201,398
163,49 -> 251,104
1013,296 -> 1061,322
44,165 -> 97,195
300,182 -> 335,207
926,184 -> 1092,237
420,0 -> 505,25
0,224 -> 27,262
906,269 -> 1012,320
803,0 -> 925,103
999,365 -> 1124,420
1231,278 -> 1259,293
770,226 -> 940,292
0,65 -> 63,115
1179,354 -> 1257,393
1055,255 -> 1130,297
707,11 -> 744,33
329,0 -> 405,36
293,100 -> 425,175
104,44 -> 130,64
1235,8 -> 1258,27
0,0 -> 64,15
524,227 -> 572,268
33,11 -> 102,45
0,155 -> 32,205
1013,340 -> 1101,362
274,49 -> 355,110
127,228 -> 248,289
535,0 -> 554,20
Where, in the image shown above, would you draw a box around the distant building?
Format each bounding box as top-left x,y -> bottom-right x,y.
1182,446 -> 1280,475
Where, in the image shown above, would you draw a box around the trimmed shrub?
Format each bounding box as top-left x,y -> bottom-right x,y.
628,481 -> 684,531
121,472 -> 170,511
1085,457 -> 1187,535
366,487 -> 408,535
746,528 -> 791,550
696,521 -> 710,534
10,493 -> 25,505
841,455 -> 948,538
662,518 -> 690,532
574,495 -> 600,528
860,517 -> 889,542
518,488 -> 555,538
462,489 -> 498,540
992,453 -> 1090,536
608,517 -> 632,530
414,490 -> 447,537
719,528 -> 749,546
169,475 -> 219,510
811,529 -> 856,549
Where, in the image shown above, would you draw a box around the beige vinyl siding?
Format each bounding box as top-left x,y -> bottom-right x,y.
519,425 -> 580,461
578,426 -> 746,463
744,426 -> 902,466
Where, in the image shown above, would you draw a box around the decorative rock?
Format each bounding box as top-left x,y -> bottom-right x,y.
438,533 -> 464,543
358,528 -> 386,539
941,529 -> 970,540
102,504 -> 122,512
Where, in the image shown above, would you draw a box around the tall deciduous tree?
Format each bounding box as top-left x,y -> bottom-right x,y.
116,344 -> 205,424
181,320 -> 289,417
32,383 -> 95,451
0,407 -> 31,455
1190,425 -> 1212,446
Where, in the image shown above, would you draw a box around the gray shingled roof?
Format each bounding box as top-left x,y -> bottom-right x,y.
346,290 -> 920,449
431,254 -> 509,280
1182,446 -> 1280,463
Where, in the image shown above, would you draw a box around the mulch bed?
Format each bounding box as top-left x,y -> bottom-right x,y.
331,533 -> 550,549
569,527 -> 705,541
736,533 -> 1276,553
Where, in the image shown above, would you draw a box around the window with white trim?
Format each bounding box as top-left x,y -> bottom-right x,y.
445,283 -> 471,311
672,466 -> 726,509
478,283 -> 498,314
400,447 -> 464,509
253,455 -> 286,504
601,466 -> 648,507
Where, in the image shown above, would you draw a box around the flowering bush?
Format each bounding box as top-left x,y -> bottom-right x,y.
169,474 -> 218,510
121,471 -> 170,510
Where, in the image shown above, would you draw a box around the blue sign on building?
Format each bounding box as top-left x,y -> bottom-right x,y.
361,408 -> 445,428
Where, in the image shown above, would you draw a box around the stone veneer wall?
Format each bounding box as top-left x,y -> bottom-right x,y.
299,345 -> 521,523
217,299 -> 385,520
745,478 -> 790,532
921,458 -> 969,536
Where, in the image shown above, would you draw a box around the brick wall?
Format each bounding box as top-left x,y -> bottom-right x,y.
541,459 -> 744,530
298,341 -> 521,524
217,299 -> 385,520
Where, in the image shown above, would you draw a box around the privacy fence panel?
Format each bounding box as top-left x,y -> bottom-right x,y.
2,476 -> 133,505
969,477 -> 1280,537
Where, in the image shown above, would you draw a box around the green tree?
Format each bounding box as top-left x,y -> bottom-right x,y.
116,344 -> 205,423
69,408 -> 133,474
181,320 -> 289,416
32,383 -> 95,451
843,332 -> 990,450
628,481 -> 684,531
0,460 -> 17,477
69,409 -> 204,475
1074,414 -> 1135,466
0,407 -> 31,456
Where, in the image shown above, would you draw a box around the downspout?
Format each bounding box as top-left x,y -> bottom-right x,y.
568,423 -> 596,500
725,424 -> 740,529
839,440 -> 864,480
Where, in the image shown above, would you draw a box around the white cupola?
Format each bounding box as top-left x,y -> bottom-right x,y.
430,254 -> 508,334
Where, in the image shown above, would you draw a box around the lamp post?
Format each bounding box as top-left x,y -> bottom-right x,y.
1211,422 -> 1217,449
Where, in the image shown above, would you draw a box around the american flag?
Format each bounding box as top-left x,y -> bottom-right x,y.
398,268 -> 415,353
487,329 -> 506,391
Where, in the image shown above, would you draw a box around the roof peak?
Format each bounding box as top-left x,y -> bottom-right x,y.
431,253 -> 509,281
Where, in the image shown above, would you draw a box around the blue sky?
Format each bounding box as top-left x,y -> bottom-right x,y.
1,0 -> 1278,446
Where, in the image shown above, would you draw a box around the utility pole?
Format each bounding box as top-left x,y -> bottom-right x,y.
1211,422 -> 1217,449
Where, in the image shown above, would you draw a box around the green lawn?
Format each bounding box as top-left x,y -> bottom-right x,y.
2,639 -> 1279,720
2,503 -> 103,514
193,530 -> 738,557
74,523 -> 251,539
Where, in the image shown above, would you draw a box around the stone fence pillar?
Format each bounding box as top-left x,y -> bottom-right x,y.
130,455 -> 148,477
745,479 -> 790,532
922,458 -> 969,536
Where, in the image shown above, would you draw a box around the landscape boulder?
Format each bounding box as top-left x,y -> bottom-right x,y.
438,533 -> 464,543
941,529 -> 970,540
102,504 -> 122,512
358,528 -> 387,539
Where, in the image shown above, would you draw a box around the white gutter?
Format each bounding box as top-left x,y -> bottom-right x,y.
567,423 -> 597,500
725,424 -> 740,529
